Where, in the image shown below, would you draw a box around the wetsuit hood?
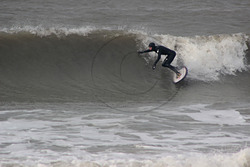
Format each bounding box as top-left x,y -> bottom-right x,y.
148,42 -> 156,51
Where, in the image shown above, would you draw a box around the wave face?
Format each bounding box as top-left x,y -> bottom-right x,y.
0,27 -> 249,104
0,28 -> 159,103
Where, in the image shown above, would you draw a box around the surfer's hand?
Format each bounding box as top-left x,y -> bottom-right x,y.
152,65 -> 156,70
137,51 -> 143,54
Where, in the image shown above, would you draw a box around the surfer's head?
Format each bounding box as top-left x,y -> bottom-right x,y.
148,42 -> 156,51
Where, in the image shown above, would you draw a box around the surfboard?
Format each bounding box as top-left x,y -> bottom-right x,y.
173,66 -> 188,83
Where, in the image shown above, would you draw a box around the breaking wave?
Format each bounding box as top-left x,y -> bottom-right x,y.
0,26 -> 249,103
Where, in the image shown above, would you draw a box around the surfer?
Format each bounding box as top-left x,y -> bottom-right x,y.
138,42 -> 181,77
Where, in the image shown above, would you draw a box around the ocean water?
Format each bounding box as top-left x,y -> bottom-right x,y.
0,0 -> 250,166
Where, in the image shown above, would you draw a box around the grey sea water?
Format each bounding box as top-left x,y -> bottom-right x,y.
0,0 -> 250,166
1,0 -> 250,35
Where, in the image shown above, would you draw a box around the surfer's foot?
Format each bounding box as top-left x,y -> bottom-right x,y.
176,72 -> 181,79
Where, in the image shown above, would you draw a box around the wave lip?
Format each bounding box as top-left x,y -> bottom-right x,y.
0,25 -> 100,37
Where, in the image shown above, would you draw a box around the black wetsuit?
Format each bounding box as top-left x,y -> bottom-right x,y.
141,45 -> 179,74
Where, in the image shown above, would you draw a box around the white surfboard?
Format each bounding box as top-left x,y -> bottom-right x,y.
173,66 -> 188,83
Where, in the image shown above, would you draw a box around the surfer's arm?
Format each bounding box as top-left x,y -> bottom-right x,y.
138,49 -> 152,54
153,52 -> 161,66
151,52 -> 161,70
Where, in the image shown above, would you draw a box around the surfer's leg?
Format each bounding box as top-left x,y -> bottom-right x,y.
162,54 -> 180,74
164,63 -> 180,74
